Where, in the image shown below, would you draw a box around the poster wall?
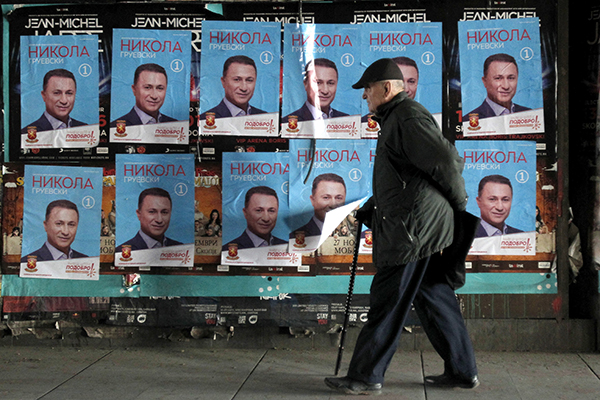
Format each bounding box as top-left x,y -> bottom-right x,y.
1,0 -> 563,320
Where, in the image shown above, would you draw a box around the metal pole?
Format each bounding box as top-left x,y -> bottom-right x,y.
335,220 -> 363,376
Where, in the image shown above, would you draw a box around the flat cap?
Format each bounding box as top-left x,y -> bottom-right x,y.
352,58 -> 404,89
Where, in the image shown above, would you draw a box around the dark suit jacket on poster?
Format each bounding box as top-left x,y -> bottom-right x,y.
110,108 -> 176,127
283,103 -> 349,123
474,222 -> 523,238
21,243 -> 88,262
200,100 -> 267,119
21,114 -> 87,134
222,230 -> 287,251
115,232 -> 183,252
289,218 -> 321,239
463,100 -> 531,121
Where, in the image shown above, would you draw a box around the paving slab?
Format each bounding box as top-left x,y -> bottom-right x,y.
0,347 -> 112,400
1,348 -> 266,400
423,351 -> 600,400
235,349 -> 425,400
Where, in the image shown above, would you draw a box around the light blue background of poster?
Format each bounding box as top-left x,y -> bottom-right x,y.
458,18 -> 543,116
110,29 -> 191,122
199,21 -> 281,115
288,139 -> 373,231
221,152 -> 291,245
21,165 -> 103,258
359,23 -> 442,115
282,24 -> 362,118
455,140 -> 536,232
115,154 -> 195,246
20,35 -> 99,127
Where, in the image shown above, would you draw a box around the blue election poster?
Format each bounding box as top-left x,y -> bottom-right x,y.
221,152 -> 300,266
199,20 -> 281,136
288,139 -> 372,253
359,23 -> 443,137
20,165 -> 103,280
455,140 -> 536,256
110,29 -> 191,145
115,154 -> 195,267
281,24 -> 362,139
459,18 -> 544,136
20,35 -> 99,149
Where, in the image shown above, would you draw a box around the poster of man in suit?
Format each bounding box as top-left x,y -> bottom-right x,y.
20,165 -> 103,280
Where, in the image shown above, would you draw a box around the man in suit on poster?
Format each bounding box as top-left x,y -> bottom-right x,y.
21,69 -> 87,134
290,173 -> 347,239
463,53 -> 531,121
223,186 -> 287,251
475,174 -> 524,237
116,187 -> 182,251
284,58 -> 349,122
200,55 -> 267,119
111,63 -> 176,128
21,200 -> 87,262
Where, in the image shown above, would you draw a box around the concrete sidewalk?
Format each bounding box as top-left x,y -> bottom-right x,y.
1,347 -> 600,399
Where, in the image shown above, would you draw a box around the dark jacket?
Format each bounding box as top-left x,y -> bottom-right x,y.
200,100 -> 267,119
110,108 -> 176,127
359,92 -> 468,267
22,114 -> 87,134
21,243 -> 88,262
463,100 -> 531,121
115,232 -> 182,253
282,103 -> 348,123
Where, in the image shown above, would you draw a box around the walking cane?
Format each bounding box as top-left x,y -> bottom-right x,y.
335,219 -> 363,376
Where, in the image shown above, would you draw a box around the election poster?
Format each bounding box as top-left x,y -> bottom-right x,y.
111,3 -> 224,154
114,154 -> 195,267
281,23 -> 362,139
199,21 -> 281,137
110,29 -> 191,145
20,35 -> 99,150
221,152 -> 300,267
459,18 -> 545,136
455,140 -> 536,256
288,140 -> 372,253
358,22 -> 443,137
6,4 -> 111,162
20,165 -> 103,280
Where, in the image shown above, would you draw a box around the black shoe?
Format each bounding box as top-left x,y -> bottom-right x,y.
325,376 -> 383,395
424,373 -> 480,389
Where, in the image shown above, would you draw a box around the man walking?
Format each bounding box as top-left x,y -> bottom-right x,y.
325,58 -> 478,395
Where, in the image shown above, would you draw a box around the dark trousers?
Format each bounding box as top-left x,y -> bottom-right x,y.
347,255 -> 477,384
